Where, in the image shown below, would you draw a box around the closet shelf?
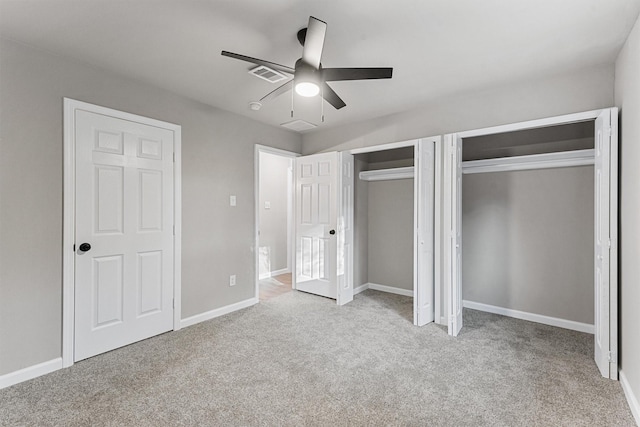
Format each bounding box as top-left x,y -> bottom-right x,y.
359,166 -> 415,181
462,149 -> 595,175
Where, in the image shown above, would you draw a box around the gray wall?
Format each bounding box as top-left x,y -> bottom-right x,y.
0,38 -> 301,375
302,65 -> 614,155
368,179 -> 414,291
258,152 -> 291,274
462,166 -> 594,324
615,11 -> 640,415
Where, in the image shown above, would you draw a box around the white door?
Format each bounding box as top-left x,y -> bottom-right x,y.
444,134 -> 463,336
74,110 -> 175,361
594,108 -> 618,379
414,139 -> 436,326
295,151 -> 353,303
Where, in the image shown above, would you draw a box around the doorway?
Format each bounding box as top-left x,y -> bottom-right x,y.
254,145 -> 298,301
62,98 -> 182,367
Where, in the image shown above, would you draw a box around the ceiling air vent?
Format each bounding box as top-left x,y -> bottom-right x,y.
280,119 -> 317,132
249,65 -> 289,83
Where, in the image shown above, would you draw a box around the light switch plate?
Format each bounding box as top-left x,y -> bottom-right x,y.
230,195 -> 236,206
264,201 -> 271,210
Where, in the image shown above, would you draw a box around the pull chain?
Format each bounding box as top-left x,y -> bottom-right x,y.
321,84 -> 325,123
290,85 -> 294,118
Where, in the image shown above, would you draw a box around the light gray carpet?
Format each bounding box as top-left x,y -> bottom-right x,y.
0,290 -> 635,426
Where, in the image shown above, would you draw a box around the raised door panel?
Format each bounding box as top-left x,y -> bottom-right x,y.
93,255 -> 124,328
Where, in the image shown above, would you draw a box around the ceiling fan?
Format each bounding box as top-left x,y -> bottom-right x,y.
221,16 -> 393,110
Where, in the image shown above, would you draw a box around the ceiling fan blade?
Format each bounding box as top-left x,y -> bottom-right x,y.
221,51 -> 295,74
322,67 -> 393,81
322,82 -> 346,110
260,80 -> 294,103
301,16 -> 327,69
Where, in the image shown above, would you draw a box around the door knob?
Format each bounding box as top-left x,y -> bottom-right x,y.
329,230 -> 336,235
78,243 -> 92,252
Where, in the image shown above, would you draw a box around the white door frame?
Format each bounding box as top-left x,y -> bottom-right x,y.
254,144 -> 299,299
350,136 -> 439,326
62,98 -> 182,368
441,108 -> 618,378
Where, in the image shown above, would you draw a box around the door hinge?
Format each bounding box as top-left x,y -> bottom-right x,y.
173,299 -> 175,309
73,244 -> 76,252
173,152 -> 176,162
449,315 -> 455,325
608,351 -> 617,362
173,225 -> 175,235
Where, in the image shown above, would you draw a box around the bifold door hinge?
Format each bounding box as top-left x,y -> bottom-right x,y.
173,225 -> 175,235
449,315 -> 455,325
608,351 -> 617,362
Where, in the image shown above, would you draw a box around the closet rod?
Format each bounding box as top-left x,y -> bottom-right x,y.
462,149 -> 595,175
359,166 -> 414,181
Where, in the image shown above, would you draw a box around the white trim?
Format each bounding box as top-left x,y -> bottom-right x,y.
349,138 -> 420,154
458,109 -> 603,138
354,283 -> 369,295
462,149 -> 595,174
0,358 -> 63,390
270,268 -> 290,277
63,98 -> 182,368
620,371 -> 640,425
359,166 -> 414,181
173,126 -> 182,331
180,297 -> 259,328
462,300 -> 594,334
368,283 -> 414,297
254,144 -> 300,300
259,268 -> 291,280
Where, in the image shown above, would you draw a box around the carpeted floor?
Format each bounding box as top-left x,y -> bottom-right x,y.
0,290 -> 635,426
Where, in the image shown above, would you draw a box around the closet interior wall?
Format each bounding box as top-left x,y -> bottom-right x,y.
461,122 -> 596,325
354,148 -> 415,293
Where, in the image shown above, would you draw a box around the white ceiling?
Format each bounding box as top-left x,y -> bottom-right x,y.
1,0 -> 639,133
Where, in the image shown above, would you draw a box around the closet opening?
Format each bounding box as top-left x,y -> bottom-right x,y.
461,121 -> 595,334
348,137 -> 437,326
354,146 -> 416,322
442,108 -> 618,379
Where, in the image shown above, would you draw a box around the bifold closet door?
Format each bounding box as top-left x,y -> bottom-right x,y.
444,134 -> 463,336
594,108 -> 618,380
414,139 -> 435,326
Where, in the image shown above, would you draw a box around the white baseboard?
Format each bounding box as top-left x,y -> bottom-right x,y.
270,268 -> 290,277
366,283 -> 413,297
259,268 -> 290,280
354,283 -> 369,295
462,300 -> 594,334
0,357 -> 63,390
181,297 -> 259,328
620,370 -> 640,426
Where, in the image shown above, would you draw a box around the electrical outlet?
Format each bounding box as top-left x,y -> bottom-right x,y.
229,275 -> 236,286
230,195 -> 236,206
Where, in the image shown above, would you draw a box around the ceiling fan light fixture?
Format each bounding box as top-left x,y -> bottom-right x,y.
295,81 -> 320,97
